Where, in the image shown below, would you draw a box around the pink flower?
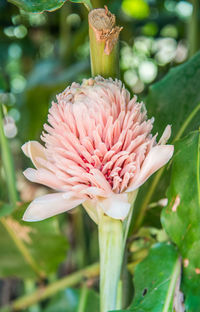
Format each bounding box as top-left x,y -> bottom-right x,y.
22,77 -> 173,222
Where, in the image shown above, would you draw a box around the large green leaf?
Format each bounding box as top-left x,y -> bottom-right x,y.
131,52 -> 200,231
8,0 -> 66,13
146,52 -> 200,139
0,205 -> 68,278
161,131 -> 200,311
8,0 -> 92,13
113,243 -> 180,312
44,287 -> 99,312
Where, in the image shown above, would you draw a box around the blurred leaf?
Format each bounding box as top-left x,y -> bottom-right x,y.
0,205 -> 67,278
113,243 -> 180,312
146,51 -> 200,140
0,203 -> 14,217
0,72 -> 7,92
161,131 -> 200,311
21,59 -> 89,141
44,287 -> 99,312
8,0 -> 66,13
122,0 -> 150,19
0,307 -> 12,312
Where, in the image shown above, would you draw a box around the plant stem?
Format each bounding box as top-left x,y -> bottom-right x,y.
77,284 -> 89,312
163,258 -> 181,312
88,6 -> 124,312
88,7 -> 122,78
0,105 -> 18,206
122,191 -> 138,251
188,0 -> 200,57
24,280 -> 40,312
10,263 -> 99,310
98,215 -> 123,312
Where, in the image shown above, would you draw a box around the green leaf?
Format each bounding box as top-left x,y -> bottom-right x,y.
8,0 -> 66,13
161,131 -> 200,311
44,287 -> 99,312
146,52 -> 200,140
21,59 -> 89,141
131,52 -> 200,232
0,205 -> 68,278
113,243 -> 180,312
8,0 -> 92,13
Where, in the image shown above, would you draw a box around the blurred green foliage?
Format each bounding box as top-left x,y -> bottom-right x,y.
162,131 -> 200,311
0,0 -> 200,311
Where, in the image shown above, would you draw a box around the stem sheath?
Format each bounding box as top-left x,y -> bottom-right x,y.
98,215 -> 123,312
88,7 -> 122,78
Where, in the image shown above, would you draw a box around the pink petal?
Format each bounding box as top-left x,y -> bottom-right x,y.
23,168 -> 66,190
127,145 -> 174,192
23,193 -> 85,221
22,141 -> 46,169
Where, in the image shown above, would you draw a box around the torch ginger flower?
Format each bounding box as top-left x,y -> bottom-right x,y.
22,77 -> 173,222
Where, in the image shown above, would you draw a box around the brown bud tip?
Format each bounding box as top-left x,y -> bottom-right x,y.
88,7 -> 122,55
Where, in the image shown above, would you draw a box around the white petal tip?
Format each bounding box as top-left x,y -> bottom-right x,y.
23,168 -> 37,182
21,142 -> 29,156
99,194 -> 131,220
22,193 -> 85,222
158,125 -> 172,145
22,210 -> 41,222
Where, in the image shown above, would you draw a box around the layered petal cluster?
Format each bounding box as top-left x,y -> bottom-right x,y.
22,77 -> 173,222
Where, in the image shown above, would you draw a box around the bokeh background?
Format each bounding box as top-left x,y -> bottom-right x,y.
0,0 -> 199,310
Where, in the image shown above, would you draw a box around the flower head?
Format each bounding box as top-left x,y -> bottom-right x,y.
22,77 -> 173,222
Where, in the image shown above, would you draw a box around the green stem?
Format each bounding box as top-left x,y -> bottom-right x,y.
188,0 -> 200,57
0,105 -> 18,206
10,262 -> 99,311
88,8 -> 121,78
24,280 -> 40,312
175,102 -> 200,141
163,258 -> 181,312
98,215 -> 123,312
77,284 -> 89,312
122,191 -> 138,251
116,280 -> 122,309
132,102 -> 200,232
